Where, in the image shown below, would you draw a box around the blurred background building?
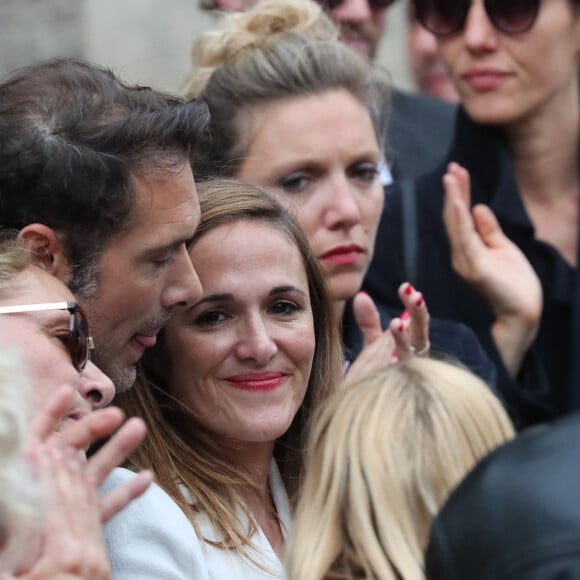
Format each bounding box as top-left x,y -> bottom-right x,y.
0,0 -> 414,93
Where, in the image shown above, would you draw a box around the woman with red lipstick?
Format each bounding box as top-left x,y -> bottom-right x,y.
185,0 -> 497,386
106,180 -> 344,579
365,0 -> 580,427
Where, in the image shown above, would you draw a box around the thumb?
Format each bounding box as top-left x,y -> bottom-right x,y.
353,292 -> 383,346
473,204 -> 508,249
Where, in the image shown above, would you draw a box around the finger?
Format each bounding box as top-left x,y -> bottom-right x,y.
58,407 -> 125,452
99,470 -> 154,523
352,291 -> 383,345
397,283 -> 430,350
343,329 -> 396,386
443,171 -> 474,248
447,162 -> 471,206
85,417 -> 147,489
27,387 -> 76,448
389,316 -> 412,362
472,204 -> 508,249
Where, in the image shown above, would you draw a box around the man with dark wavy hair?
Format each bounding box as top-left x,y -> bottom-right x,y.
0,58 -> 210,392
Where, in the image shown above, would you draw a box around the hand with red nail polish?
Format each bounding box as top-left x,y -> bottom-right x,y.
345,292 -> 397,385
396,282 -> 431,358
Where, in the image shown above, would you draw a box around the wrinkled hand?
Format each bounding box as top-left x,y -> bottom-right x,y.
11,440 -> 110,580
6,387 -> 153,579
24,387 -> 153,523
443,162 -> 542,374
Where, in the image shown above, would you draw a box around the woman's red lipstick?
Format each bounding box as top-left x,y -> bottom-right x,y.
321,244 -> 364,266
225,372 -> 286,392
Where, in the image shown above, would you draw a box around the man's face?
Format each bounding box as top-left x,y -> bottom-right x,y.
79,162 -> 202,393
214,0 -> 388,59
326,0 -> 388,59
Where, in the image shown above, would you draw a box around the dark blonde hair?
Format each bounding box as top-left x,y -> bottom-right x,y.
286,358 -> 515,580
186,0 -> 390,177
115,178 -> 343,560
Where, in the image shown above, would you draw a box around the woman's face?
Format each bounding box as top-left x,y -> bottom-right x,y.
437,0 -> 580,125
0,266 -> 115,429
164,220 -> 316,446
237,90 -> 384,304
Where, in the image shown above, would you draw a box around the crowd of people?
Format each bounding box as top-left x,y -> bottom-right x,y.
0,0 -> 578,578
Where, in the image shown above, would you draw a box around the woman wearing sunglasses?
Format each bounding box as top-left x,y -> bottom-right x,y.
365,0 -> 580,427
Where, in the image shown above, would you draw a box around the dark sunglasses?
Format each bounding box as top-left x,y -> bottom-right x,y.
317,0 -> 396,10
413,0 -> 541,37
0,301 -> 93,371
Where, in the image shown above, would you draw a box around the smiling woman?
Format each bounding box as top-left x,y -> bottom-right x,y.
105,179 -> 343,579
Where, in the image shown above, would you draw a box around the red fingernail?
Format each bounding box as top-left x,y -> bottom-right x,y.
398,323 -> 404,333
404,283 -> 413,295
401,310 -> 410,320
416,296 -> 423,307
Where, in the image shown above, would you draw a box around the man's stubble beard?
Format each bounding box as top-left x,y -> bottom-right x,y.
92,346 -> 137,394
68,258 -> 136,394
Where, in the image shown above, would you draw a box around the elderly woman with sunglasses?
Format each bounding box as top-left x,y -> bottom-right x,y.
0,240 -> 152,578
365,0 -> 580,428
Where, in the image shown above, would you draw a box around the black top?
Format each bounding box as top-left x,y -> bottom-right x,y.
364,107 -> 580,427
387,90 -> 457,180
426,412 -> 580,580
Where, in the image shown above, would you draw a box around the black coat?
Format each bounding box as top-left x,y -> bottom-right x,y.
426,412 -> 580,580
387,90 -> 457,181
364,107 -> 580,428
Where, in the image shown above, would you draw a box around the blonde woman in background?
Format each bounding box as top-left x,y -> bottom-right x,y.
186,0 -> 497,387
286,358 -> 515,580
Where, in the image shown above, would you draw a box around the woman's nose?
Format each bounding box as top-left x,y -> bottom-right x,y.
79,361 -> 115,409
324,175 -> 361,230
235,318 -> 278,364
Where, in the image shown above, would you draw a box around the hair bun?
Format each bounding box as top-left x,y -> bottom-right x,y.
187,0 -> 337,96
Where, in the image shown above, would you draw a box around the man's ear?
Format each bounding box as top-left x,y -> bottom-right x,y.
17,224 -> 72,283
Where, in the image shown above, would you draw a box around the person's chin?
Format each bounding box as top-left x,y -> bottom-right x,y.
329,274 -> 365,303
94,348 -> 137,394
464,97 -> 520,127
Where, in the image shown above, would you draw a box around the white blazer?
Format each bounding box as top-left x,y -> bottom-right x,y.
103,461 -> 292,579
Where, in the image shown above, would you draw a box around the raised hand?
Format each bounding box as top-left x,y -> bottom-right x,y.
25,386 -> 153,523
389,282 -> 430,363
4,387 -> 154,579
345,291 -> 397,385
442,162 -> 542,375
345,284 -> 431,383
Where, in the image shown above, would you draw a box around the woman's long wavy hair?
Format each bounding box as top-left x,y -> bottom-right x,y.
115,179 -> 343,560
286,358 -> 515,580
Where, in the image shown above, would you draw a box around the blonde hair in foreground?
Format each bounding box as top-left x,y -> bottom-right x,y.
286,358 -> 515,580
